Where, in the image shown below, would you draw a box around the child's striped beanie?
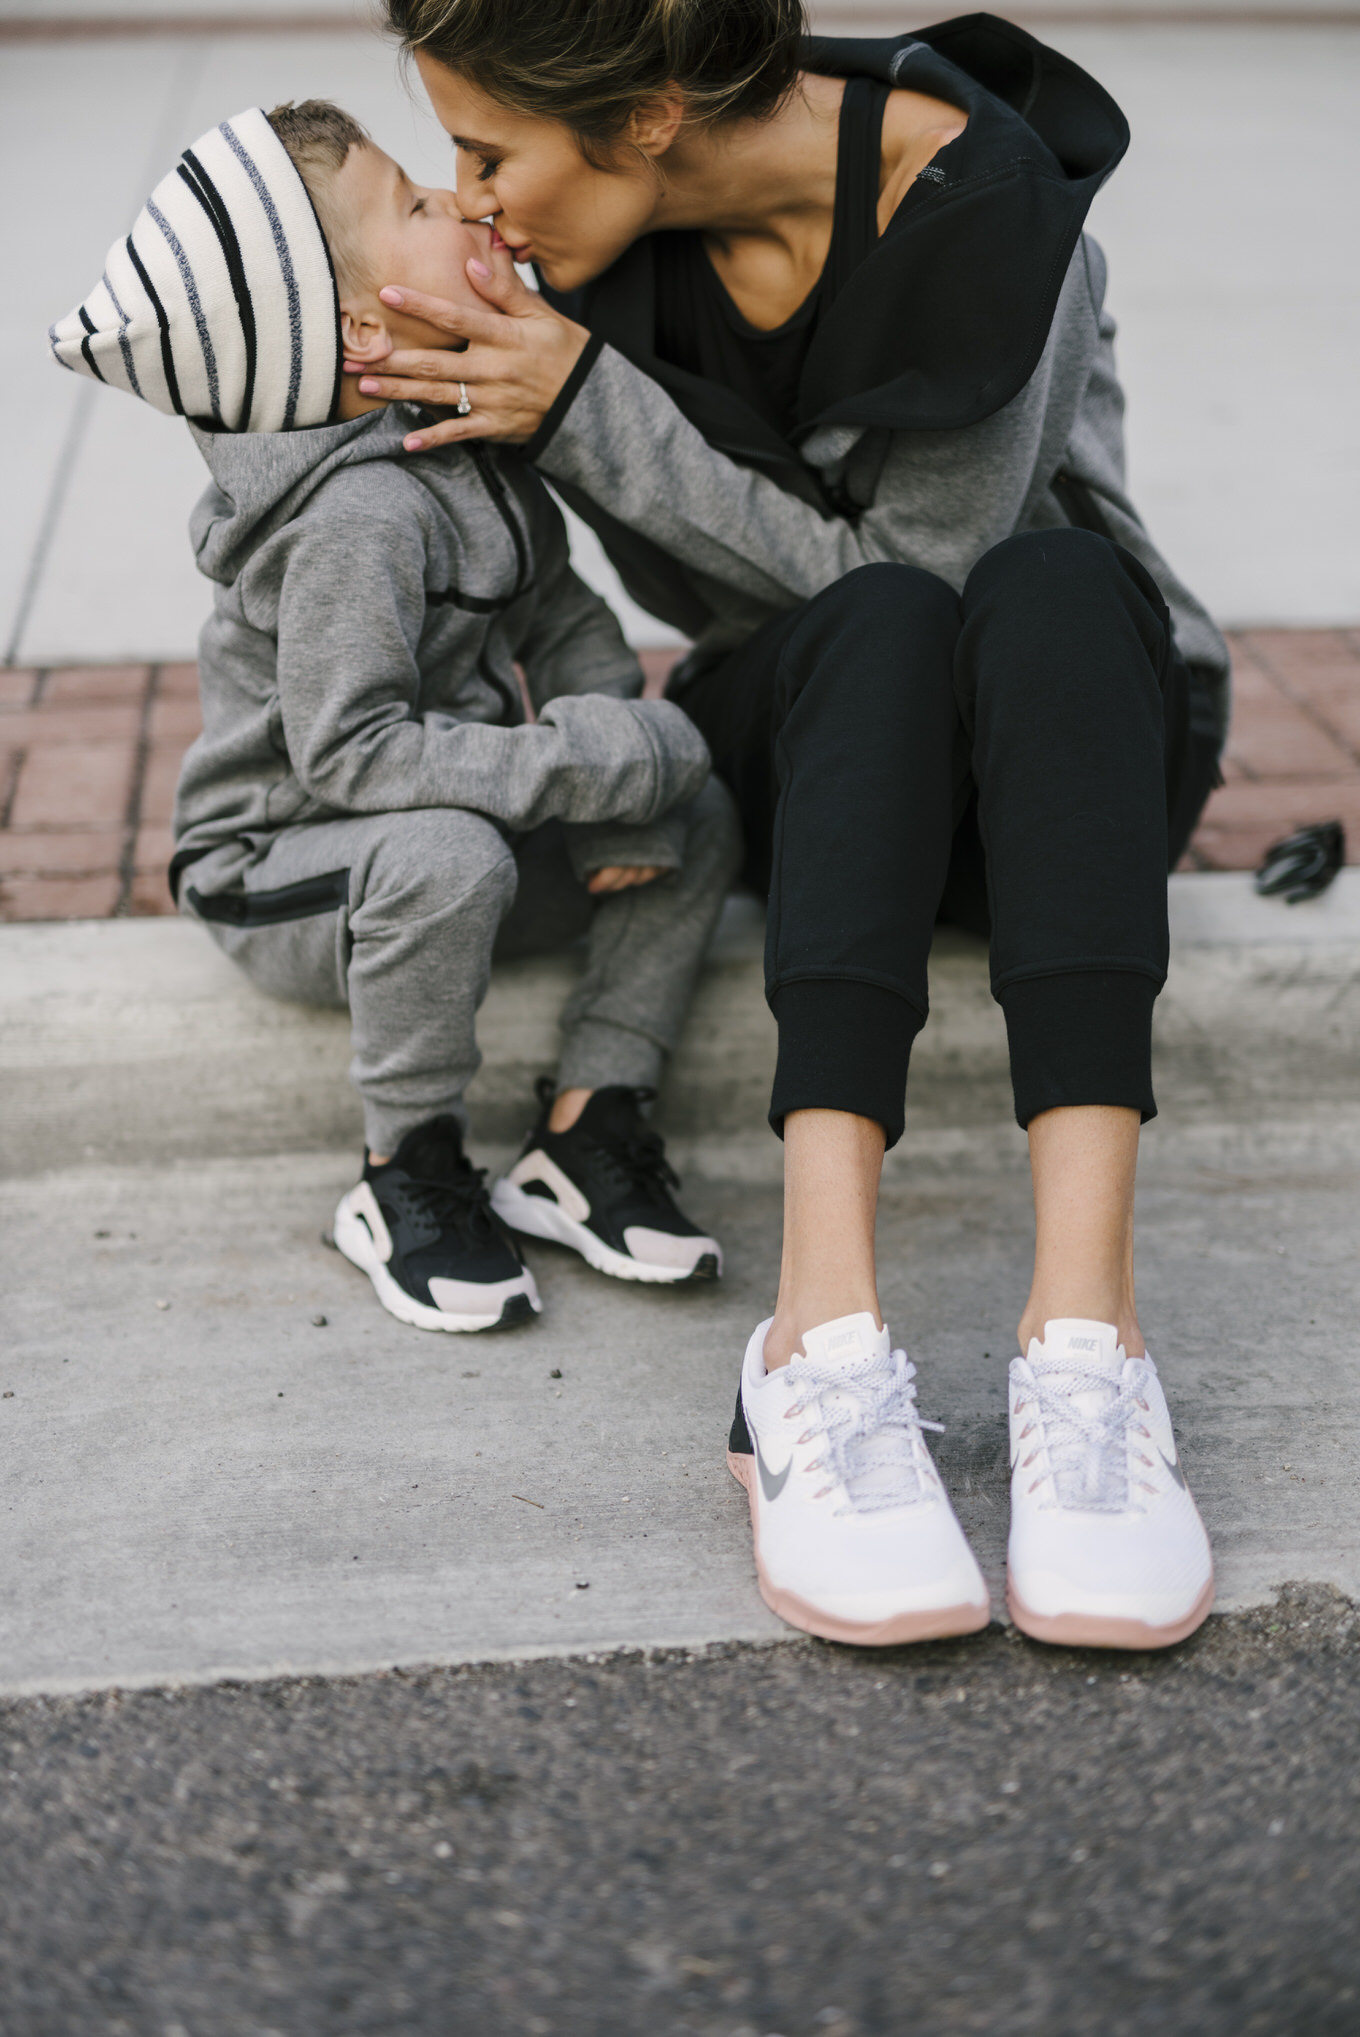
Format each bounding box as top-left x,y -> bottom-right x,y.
49,107 -> 340,434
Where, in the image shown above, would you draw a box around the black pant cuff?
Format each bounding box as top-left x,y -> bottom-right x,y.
1001,970 -> 1160,1129
768,978 -> 924,1149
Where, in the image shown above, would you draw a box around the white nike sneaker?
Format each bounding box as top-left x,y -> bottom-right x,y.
1007,1318 -> 1214,1649
727,1312 -> 990,1646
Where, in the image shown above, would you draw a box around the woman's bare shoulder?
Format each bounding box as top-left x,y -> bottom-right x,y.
877,87 -> 968,231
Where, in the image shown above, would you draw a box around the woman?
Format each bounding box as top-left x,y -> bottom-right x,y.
360,0 -> 1224,1650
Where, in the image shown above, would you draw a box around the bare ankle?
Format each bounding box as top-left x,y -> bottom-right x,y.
767,1108 -> 886,1371
762,1311 -> 802,1371
1023,1106 -> 1145,1360
547,1086 -> 592,1134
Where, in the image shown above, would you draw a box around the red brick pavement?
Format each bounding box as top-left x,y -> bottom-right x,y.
1,634 -> 1356,922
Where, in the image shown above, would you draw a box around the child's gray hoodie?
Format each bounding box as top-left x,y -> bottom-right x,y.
171,404 -> 710,894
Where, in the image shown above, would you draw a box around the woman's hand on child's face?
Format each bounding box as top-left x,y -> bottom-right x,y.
347,245 -> 590,452
587,865 -> 667,896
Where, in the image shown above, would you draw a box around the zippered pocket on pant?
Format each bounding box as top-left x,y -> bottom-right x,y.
187,867 -> 350,927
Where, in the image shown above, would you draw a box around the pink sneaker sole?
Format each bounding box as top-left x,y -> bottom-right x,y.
1006,1573 -> 1215,1651
727,1449 -> 991,1648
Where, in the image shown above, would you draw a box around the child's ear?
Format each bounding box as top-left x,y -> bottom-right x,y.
339,301 -> 395,366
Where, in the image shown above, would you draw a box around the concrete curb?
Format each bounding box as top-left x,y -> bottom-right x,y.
3,874 -> 1358,1178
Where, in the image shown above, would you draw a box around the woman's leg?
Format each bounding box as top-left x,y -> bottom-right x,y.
679,561 -> 969,1366
957,528 -> 1214,1645
687,568 -> 990,1645
955,529 -> 1175,1348
765,533 -> 1180,1368
766,1108 -> 886,1366
1021,1103 -> 1141,1354
763,566 -> 971,1360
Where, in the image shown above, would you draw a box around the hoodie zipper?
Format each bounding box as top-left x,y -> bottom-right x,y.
471,445 -> 531,603
467,446 -> 533,727
410,443 -> 533,725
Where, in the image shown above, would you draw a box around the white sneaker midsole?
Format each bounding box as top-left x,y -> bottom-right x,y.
334,1192 -> 540,1333
1007,1563 -> 1212,1625
728,1450 -> 989,1643
491,1176 -> 720,1284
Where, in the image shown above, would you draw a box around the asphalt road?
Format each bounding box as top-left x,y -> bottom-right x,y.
1,1586 -> 1357,2037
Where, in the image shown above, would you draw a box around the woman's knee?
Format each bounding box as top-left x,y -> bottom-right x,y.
780,561 -> 961,715
962,529 -> 1169,643
798,560 -> 958,637
958,531 -> 1174,740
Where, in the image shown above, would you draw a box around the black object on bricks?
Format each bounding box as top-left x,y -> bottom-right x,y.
1254,821 -> 1346,904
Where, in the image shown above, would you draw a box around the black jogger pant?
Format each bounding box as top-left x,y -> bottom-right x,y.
669,530 -> 1222,1145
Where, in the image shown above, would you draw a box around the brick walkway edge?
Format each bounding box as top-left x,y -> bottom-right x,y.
2,632 -> 1357,922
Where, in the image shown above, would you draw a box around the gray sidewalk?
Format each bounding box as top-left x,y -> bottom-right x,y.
3,876 -> 1358,1697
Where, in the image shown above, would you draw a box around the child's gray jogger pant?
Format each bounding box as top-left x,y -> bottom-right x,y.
182,781 -> 740,1154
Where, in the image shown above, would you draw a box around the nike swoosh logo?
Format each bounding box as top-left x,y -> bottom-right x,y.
752,1429 -> 792,1504
1158,1446 -> 1188,1490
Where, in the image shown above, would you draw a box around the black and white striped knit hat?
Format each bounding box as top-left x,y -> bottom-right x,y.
50,107 -> 341,433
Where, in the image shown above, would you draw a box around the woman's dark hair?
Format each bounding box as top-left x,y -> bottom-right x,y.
385,0 -> 808,158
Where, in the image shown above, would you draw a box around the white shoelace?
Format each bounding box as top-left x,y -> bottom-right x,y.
1022,1357 -> 1143,1510
788,1346 -> 943,1515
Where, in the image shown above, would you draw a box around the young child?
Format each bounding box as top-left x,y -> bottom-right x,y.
51,100 -> 741,1334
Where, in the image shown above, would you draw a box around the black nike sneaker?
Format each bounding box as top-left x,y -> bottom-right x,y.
333,1115 -> 540,1332
491,1079 -> 722,1285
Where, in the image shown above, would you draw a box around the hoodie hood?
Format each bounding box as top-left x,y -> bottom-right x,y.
541,14 -> 1128,485
188,404 -> 423,585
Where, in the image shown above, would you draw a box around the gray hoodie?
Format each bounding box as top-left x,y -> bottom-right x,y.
172,404 -> 711,891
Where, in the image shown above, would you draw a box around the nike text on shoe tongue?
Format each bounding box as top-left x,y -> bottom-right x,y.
1033,1317 -> 1123,1375
796,1311 -> 889,1372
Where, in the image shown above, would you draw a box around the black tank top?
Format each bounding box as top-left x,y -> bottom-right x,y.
653,77 -> 890,441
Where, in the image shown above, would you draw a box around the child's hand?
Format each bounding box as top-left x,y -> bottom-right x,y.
587,865 -> 667,895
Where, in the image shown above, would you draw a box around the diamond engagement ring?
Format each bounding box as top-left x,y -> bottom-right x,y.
456,381 -> 472,417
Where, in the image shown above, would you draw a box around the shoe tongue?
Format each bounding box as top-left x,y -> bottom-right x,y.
1032,1318 -> 1123,1419
798,1312 -> 890,1372
792,1314 -> 916,1509
391,1115 -> 466,1180
575,1086 -> 644,1142
1039,1318 -> 1123,1373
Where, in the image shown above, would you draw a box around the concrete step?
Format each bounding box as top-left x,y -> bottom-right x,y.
1,874 -> 1357,1696
3,875 -> 1358,1180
